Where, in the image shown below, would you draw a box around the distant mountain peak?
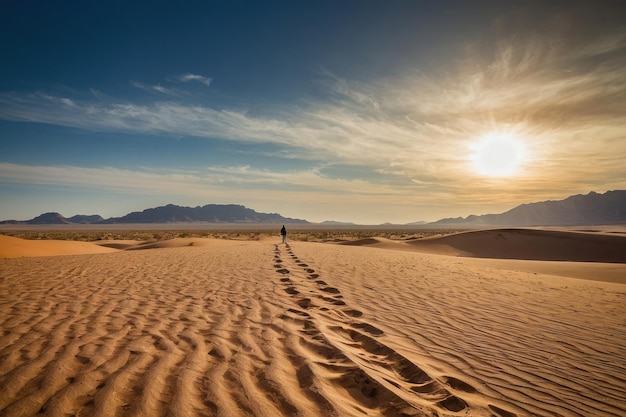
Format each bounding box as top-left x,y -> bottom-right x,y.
320,220 -> 355,225
67,214 -> 105,224
28,212 -> 72,224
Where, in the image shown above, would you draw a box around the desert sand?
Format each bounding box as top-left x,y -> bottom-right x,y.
0,229 -> 625,416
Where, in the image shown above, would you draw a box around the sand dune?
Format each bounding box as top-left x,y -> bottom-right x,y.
0,234 -> 118,258
117,237 -> 258,251
405,228 -> 626,263
341,228 -> 626,263
0,233 -> 625,416
0,236 -> 255,258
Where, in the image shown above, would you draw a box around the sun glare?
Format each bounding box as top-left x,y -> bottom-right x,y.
472,132 -> 525,177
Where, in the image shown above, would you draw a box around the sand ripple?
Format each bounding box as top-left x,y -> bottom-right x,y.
1,241 -> 625,416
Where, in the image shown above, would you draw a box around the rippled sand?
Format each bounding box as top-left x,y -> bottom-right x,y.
0,231 -> 625,416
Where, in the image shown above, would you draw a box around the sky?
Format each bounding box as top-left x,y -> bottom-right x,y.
1,1 -> 625,224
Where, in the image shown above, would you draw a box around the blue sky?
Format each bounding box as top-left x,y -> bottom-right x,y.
1,1 -> 625,224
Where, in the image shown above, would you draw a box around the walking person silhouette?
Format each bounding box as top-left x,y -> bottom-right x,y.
280,225 -> 287,244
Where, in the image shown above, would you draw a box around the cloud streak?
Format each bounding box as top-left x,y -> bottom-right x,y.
178,73 -> 212,86
0,162 -> 407,198
130,80 -> 181,96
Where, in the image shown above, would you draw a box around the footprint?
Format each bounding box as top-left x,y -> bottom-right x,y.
284,287 -> 299,295
319,296 -> 346,306
489,405 -> 518,417
321,287 -> 340,294
76,355 -> 90,364
437,396 -> 468,412
352,322 -> 384,336
344,309 -> 363,318
296,298 -> 313,309
444,376 -> 478,393
279,313 -> 307,325
308,274 -> 320,279
287,308 -> 310,318
276,269 -> 290,274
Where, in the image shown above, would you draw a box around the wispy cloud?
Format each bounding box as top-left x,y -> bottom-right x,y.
130,80 -> 181,96
130,73 -> 213,95
0,162 -> 403,198
177,73 -> 212,86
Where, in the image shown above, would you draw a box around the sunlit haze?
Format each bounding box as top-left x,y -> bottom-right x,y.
1,1 -> 625,224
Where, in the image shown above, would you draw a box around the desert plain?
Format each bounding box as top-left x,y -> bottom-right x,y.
0,226 -> 625,417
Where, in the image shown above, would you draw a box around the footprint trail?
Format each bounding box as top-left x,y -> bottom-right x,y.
272,243 -> 484,416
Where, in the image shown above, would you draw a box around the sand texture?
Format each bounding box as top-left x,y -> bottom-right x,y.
1,230 -> 625,416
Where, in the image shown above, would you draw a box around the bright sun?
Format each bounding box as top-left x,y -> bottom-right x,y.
472,132 -> 525,177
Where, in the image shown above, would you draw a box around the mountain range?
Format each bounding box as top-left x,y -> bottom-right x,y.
432,190 -> 626,226
1,190 -> 625,226
0,204 -> 308,225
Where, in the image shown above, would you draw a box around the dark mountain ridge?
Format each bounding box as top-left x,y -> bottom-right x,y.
101,204 -> 308,224
0,204 -> 308,225
432,190 -> 626,226
68,214 -> 105,224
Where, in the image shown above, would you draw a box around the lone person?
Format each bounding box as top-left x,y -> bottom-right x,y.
280,225 -> 287,244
